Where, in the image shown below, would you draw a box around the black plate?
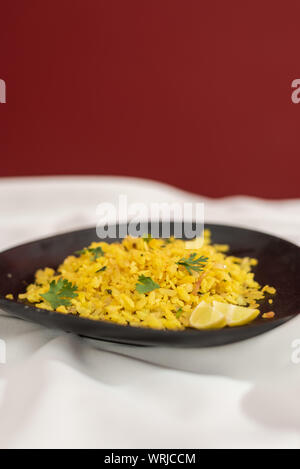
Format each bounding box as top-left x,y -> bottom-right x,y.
0,223 -> 299,347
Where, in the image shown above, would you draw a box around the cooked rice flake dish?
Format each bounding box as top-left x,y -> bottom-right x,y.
16,230 -> 276,330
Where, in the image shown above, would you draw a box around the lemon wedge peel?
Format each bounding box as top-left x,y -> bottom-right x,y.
213,301 -> 260,327
189,300 -> 260,330
189,301 -> 227,330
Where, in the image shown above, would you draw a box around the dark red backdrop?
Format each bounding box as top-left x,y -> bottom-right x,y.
1,1 -> 300,198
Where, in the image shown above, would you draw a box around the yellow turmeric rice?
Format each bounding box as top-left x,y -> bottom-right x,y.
17,230 -> 276,330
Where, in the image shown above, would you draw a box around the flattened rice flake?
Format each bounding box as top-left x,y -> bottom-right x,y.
18,232 -> 276,330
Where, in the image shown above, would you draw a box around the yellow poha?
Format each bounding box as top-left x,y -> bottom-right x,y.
17,230 -> 276,330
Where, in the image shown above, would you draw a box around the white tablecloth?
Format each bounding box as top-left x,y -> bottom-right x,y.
0,176 -> 299,449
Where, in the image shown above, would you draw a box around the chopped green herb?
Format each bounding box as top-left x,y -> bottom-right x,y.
136,275 -> 160,294
176,307 -> 183,318
75,246 -> 104,261
142,233 -> 153,243
96,266 -> 107,273
176,253 -> 208,275
41,278 -> 78,309
75,249 -> 86,256
90,246 -> 104,260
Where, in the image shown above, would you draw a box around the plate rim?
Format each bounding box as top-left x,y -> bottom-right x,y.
0,222 -> 299,347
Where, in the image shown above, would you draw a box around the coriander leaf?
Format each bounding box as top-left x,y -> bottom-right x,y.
176,307 -> 183,318
41,278 -> 78,309
135,275 -> 160,294
75,246 -> 104,261
89,246 -> 104,260
176,253 -> 208,275
75,249 -> 86,256
142,233 -> 153,244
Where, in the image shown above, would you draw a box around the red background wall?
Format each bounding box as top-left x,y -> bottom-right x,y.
0,1 -> 299,198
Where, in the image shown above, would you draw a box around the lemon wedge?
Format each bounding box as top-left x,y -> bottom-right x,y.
189,301 -> 226,329
213,301 -> 260,327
